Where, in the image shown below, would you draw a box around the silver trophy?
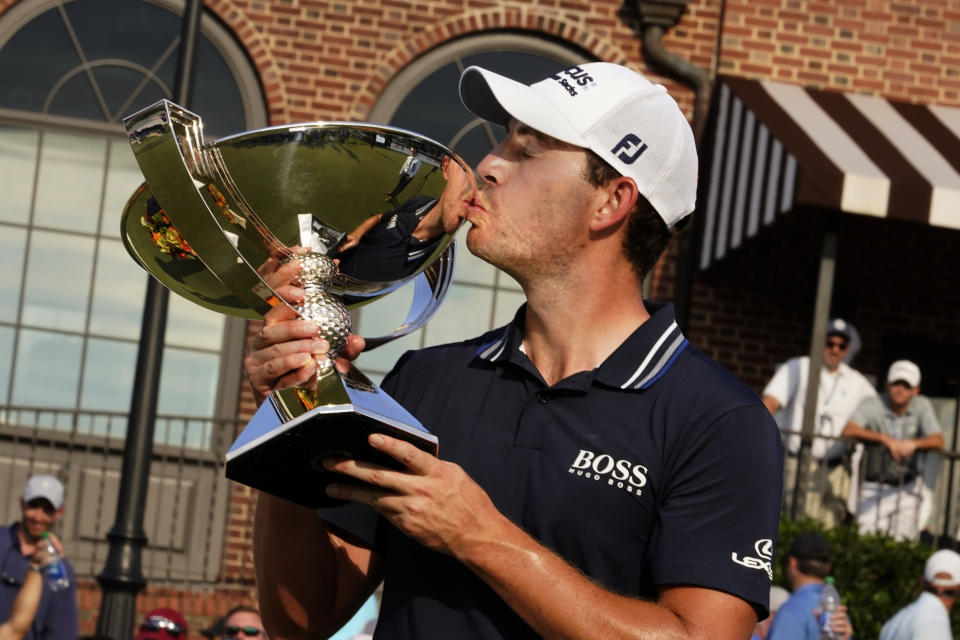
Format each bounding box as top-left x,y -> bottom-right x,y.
122,100 -> 467,507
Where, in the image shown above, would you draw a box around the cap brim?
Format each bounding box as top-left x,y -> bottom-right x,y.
930,577 -> 960,587
459,66 -> 587,147
22,492 -> 61,510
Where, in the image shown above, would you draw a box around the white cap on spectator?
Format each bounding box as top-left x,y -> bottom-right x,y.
458,62 -> 698,227
887,360 -> 921,388
22,474 -> 64,510
925,549 -> 960,587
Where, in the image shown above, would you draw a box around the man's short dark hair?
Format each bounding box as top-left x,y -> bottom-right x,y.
583,150 -> 671,280
224,604 -> 259,619
795,557 -> 831,579
789,532 -> 832,579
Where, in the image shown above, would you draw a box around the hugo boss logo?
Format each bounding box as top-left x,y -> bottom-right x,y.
569,448 -> 648,496
611,134 -> 648,165
549,65 -> 596,97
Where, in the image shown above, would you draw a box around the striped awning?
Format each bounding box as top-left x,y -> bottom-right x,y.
699,76 -> 960,269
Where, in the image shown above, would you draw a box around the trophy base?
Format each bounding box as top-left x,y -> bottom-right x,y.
225,368 -> 438,508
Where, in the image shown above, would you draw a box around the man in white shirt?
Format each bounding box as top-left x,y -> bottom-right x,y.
762,318 -> 876,525
879,548 -> 960,640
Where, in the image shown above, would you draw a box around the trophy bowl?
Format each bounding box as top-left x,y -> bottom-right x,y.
122,100 -> 467,507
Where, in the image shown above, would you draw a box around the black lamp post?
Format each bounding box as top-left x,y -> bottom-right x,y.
95,0 -> 202,636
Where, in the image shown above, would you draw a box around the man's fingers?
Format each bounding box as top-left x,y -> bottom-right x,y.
325,481 -> 400,513
344,334 -> 366,359
368,434 -> 435,475
322,436 -> 435,490
259,255 -> 303,289
249,321 -> 320,354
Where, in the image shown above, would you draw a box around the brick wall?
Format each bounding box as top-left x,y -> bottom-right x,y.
201,0 -> 707,123
712,0 -> 960,102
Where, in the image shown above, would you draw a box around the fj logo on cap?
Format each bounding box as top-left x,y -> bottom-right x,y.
611,134 -> 648,164
549,66 -> 596,97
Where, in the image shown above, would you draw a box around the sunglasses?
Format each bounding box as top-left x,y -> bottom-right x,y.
223,626 -> 263,638
140,617 -> 185,637
825,339 -> 849,350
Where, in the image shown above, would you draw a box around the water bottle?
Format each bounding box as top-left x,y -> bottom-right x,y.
37,532 -> 70,592
818,576 -> 840,640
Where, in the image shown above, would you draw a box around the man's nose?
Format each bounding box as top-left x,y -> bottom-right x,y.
476,150 -> 505,187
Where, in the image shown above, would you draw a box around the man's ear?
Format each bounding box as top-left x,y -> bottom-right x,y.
590,176 -> 638,232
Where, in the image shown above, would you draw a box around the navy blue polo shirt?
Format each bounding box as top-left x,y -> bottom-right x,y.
320,302 -> 782,639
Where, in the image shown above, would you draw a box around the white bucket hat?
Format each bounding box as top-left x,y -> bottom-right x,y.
458,62 -> 698,227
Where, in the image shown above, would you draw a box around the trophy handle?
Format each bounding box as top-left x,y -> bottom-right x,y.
124,100 -> 293,317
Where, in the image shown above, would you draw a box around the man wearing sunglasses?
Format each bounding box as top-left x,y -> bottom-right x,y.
0,476 -> 77,640
842,360 -> 943,539
762,318 -> 876,526
879,548 -> 960,639
221,605 -> 266,640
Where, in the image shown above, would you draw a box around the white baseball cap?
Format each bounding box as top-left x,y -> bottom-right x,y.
887,359 -> 921,388
458,62 -> 698,227
925,549 -> 960,587
22,474 -> 64,510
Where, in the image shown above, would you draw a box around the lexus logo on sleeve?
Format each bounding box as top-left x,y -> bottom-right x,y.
731,538 -> 774,580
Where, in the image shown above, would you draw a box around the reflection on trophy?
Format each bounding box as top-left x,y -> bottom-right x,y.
121,100 -> 468,507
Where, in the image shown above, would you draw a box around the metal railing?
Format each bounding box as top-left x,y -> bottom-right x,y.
781,429 -> 960,544
0,404 -> 249,587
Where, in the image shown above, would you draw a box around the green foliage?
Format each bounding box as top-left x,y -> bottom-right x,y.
774,518 -> 960,639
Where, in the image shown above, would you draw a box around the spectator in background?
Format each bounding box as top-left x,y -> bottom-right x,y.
0,476 -> 77,640
762,318 -> 876,526
0,542 -> 60,640
842,360 -> 943,540
753,584 -> 790,640
134,608 -> 187,640
221,605 -> 266,639
767,533 -> 853,640
879,548 -> 960,640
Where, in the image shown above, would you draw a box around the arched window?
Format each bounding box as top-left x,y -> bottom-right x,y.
0,0 -> 266,447
354,34 -> 589,378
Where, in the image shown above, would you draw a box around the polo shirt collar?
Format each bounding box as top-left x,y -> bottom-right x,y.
474,301 -> 688,391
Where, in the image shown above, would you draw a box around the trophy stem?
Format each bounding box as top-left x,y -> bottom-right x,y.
293,252 -> 352,370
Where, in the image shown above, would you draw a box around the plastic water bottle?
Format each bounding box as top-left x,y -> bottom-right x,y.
38,532 -> 70,592
818,576 -> 840,640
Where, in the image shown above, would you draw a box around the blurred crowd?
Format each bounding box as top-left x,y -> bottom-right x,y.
763,318 -> 947,541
